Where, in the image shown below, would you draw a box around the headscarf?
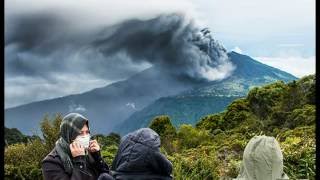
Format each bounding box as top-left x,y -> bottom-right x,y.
55,113 -> 89,174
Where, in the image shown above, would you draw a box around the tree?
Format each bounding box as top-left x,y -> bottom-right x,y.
196,114 -> 224,133
94,132 -> 121,148
149,115 -> 177,153
149,115 -> 176,138
297,75 -> 315,105
222,98 -> 250,130
5,127 -> 28,146
5,113 -> 63,179
40,114 -> 63,151
247,81 -> 287,119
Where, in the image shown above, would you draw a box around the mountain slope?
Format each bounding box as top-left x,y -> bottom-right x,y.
5,52 -> 296,135
115,52 -> 297,134
5,67 -> 201,135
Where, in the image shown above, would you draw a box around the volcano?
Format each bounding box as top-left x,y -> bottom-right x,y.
5,51 -> 296,135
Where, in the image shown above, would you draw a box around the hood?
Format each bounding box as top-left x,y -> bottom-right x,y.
111,128 -> 172,177
121,128 -> 161,149
236,135 -> 289,180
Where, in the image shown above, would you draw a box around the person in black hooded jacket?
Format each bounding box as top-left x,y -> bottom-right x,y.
42,113 -> 114,180
111,128 -> 173,180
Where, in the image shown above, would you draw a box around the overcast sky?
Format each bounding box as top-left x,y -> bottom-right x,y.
5,0 -> 315,108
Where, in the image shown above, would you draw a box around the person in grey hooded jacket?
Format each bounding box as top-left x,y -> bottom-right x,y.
234,135 -> 289,180
111,128 -> 173,180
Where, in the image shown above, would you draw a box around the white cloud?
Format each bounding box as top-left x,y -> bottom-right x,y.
69,103 -> 86,112
126,102 -> 137,110
190,0 -> 315,58
254,56 -> 315,78
231,46 -> 243,54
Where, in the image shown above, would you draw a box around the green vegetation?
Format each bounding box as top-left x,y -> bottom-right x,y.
93,133 -> 121,165
4,75 -> 315,179
5,127 -> 40,146
4,114 -> 63,180
151,75 -> 316,179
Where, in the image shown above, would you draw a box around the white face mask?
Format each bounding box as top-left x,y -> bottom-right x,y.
75,134 -> 91,149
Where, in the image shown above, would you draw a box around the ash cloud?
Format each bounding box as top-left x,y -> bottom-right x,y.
6,12 -> 234,81
5,0 -> 235,107
5,9 -> 151,81
92,13 -> 235,81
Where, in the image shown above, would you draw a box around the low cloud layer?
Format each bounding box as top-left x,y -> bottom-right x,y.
255,56 -> 315,78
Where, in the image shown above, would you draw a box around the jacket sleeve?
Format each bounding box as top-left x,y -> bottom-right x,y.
90,151 -> 110,174
149,151 -> 173,176
42,155 -> 93,180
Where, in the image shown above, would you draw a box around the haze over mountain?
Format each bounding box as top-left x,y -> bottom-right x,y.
114,51 -> 297,134
5,50 -> 296,135
5,13 -> 234,135
5,14 -> 296,135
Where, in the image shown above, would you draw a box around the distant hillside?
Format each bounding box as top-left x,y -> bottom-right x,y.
5,67 -> 199,135
115,52 -> 297,134
196,74 -> 315,133
5,52 -> 296,135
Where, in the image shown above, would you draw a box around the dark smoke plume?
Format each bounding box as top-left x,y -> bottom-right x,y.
91,13 -> 235,81
5,12 -> 235,107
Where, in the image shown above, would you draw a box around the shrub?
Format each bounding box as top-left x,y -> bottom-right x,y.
149,115 -> 176,137
177,124 -> 210,149
169,146 -> 220,180
285,105 -> 315,128
5,139 -> 47,180
101,144 -> 119,166
94,132 -> 121,148
149,115 -> 177,153
277,126 -> 316,179
196,114 -> 224,133
4,114 -> 63,179
247,81 -> 287,119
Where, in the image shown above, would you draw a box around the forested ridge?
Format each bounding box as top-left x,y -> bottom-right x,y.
5,75 -> 315,179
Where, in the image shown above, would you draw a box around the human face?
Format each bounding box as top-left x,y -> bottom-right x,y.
79,124 -> 90,136
74,124 -> 91,148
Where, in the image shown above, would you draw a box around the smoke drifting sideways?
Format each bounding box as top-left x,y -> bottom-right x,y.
91,13 -> 235,82
5,12 -> 236,107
